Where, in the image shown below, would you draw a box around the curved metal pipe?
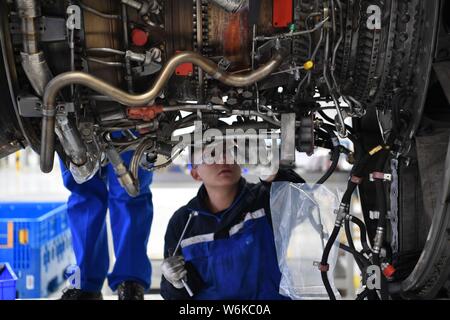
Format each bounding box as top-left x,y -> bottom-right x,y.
130,138 -> 154,190
40,51 -> 283,172
79,3 -> 121,20
85,57 -> 125,67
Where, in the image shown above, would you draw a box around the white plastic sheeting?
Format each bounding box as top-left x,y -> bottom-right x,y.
270,182 -> 341,300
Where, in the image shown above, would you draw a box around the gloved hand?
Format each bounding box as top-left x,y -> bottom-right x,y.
161,255 -> 188,289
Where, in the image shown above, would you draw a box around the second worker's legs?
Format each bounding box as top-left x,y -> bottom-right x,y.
61,161 -> 110,293
106,151 -> 154,292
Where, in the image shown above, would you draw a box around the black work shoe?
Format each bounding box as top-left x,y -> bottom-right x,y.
117,281 -> 145,300
60,288 -> 103,300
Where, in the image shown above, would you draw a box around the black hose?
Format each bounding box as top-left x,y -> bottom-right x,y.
372,150 -> 391,300
344,214 -> 372,258
316,129 -> 334,148
341,178 -> 358,204
320,191 -> 354,299
340,243 -> 362,272
345,218 -> 356,250
374,151 -> 389,253
344,215 -> 373,274
321,122 -> 359,150
350,216 -> 372,255
317,148 -> 340,184
356,288 -> 370,300
319,145 -> 383,300
318,110 -> 355,135
339,243 -> 370,271
316,127 -> 341,184
320,226 -> 341,300
315,138 -> 333,150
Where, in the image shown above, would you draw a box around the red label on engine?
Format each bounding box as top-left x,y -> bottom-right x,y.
175,50 -> 193,76
273,0 -> 293,28
176,63 -> 194,76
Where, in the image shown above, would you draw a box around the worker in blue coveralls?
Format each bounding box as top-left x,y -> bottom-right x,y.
160,143 -> 304,299
59,150 -> 153,300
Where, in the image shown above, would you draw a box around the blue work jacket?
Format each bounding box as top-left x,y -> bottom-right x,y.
161,170 -> 304,300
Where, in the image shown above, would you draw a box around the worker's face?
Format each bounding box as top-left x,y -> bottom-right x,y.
190,144 -> 242,188
191,163 -> 242,188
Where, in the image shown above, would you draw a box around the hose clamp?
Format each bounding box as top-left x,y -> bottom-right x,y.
318,263 -> 330,272
335,203 -> 350,227
370,172 -> 392,182
42,108 -> 56,117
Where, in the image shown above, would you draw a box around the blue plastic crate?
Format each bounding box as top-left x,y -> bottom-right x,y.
0,262 -> 17,300
0,203 -> 75,298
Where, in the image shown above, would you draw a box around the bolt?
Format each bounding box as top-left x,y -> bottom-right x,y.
399,32 -> 408,42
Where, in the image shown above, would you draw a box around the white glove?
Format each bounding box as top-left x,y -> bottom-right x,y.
161,255 -> 188,289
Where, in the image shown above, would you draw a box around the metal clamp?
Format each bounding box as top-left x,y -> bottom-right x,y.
370,172 -> 392,182
317,262 -> 330,272
41,108 -> 56,117
369,210 -> 380,220
334,203 -> 350,227
56,103 -> 75,115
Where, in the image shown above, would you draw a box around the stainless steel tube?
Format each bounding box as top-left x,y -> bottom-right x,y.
56,116 -> 87,166
43,51 -> 283,108
21,17 -> 39,54
79,3 -> 121,19
162,105 -> 230,112
16,0 -> 53,96
121,0 -> 143,11
16,0 -> 39,52
40,50 -> 283,172
105,146 -> 139,197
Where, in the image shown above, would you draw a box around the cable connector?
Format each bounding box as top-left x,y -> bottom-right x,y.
381,263 -> 396,279
373,227 -> 385,254
334,203 -> 350,227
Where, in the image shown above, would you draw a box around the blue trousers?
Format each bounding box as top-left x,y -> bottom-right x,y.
60,151 -> 153,292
